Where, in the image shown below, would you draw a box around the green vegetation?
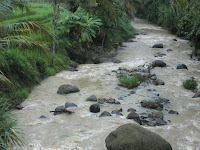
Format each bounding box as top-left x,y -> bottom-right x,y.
0,0 -> 136,148
136,0 -> 200,56
0,98 -> 23,149
119,76 -> 144,89
183,78 -> 198,90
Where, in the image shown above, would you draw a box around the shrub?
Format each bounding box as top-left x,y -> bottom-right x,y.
0,50 -> 40,87
183,78 -> 198,90
0,98 -> 23,149
119,76 -> 144,89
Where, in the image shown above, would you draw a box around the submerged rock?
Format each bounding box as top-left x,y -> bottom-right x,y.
192,92 -> 200,98
167,49 -> 173,52
54,105 -> 66,115
86,95 -> 97,101
177,64 -> 188,70
66,65 -> 78,72
169,110 -> 179,115
57,84 -> 80,95
99,111 -> 112,117
154,79 -> 165,85
127,112 -> 141,125
65,102 -> 77,108
105,123 -> 172,150
152,43 -> 164,48
111,108 -> 123,115
90,104 -> 100,113
154,52 -> 166,57
152,60 -> 167,68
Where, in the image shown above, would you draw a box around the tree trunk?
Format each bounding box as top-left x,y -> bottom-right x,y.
51,0 -> 57,66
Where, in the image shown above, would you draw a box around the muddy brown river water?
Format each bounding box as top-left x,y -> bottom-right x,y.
14,18 -> 200,150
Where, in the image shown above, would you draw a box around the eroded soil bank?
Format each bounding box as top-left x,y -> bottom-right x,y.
14,18 -> 200,150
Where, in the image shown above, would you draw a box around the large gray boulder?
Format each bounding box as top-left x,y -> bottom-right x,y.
57,84 -> 80,95
105,123 -> 172,150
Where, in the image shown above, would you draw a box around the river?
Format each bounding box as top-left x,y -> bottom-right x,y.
14,18 -> 200,150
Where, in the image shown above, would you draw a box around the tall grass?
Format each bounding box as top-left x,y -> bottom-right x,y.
0,98 -> 23,149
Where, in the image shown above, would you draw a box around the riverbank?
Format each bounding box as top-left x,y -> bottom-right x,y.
13,18 -> 200,150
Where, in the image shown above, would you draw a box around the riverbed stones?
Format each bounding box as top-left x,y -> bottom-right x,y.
65,102 -> 77,108
152,60 -> 167,67
57,84 -> 80,95
99,111 -> 112,117
105,123 -> 172,150
152,43 -> 164,48
127,112 -> 141,124
90,104 -> 100,113
177,64 -> 188,70
86,95 -> 97,101
140,97 -> 170,110
98,98 -> 120,104
140,112 -> 167,126
192,92 -> 200,98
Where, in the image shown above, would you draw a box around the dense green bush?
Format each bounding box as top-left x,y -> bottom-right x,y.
119,76 -> 144,89
183,78 -> 198,90
0,98 -> 23,149
136,0 -> 200,54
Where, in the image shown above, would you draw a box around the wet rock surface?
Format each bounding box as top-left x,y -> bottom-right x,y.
99,111 -> 112,117
169,110 -> 179,115
105,123 -> 172,150
140,97 -> 170,110
98,98 -> 120,104
154,52 -> 166,57
57,84 -> 80,95
192,92 -> 200,98
127,112 -> 141,125
152,43 -> 164,48
90,104 -> 100,113
65,102 -> 77,108
177,64 -> 188,70
86,95 -> 97,101
152,60 -> 167,68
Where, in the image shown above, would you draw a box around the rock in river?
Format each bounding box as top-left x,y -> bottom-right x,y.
90,103 -> 100,113
177,64 -> 188,70
99,111 -> 112,117
192,92 -> 200,98
65,102 -> 77,108
105,123 -> 172,150
152,43 -> 164,48
152,60 -> 167,68
57,84 -> 80,95
86,95 -> 97,101
127,112 -> 141,125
